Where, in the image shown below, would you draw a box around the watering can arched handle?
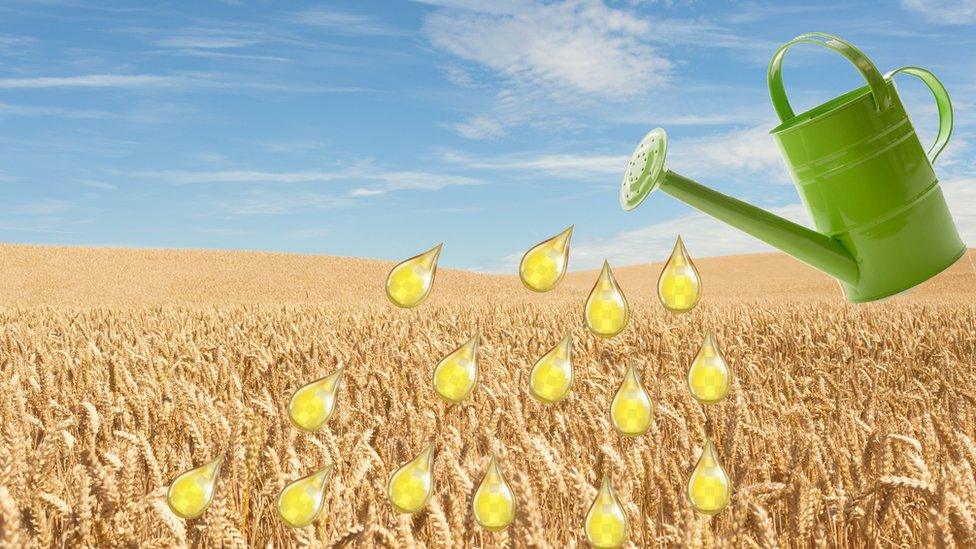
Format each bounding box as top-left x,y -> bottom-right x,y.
884,66 -> 953,163
768,33 -> 892,121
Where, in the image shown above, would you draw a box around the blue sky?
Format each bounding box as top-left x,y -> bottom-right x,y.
1,0 -> 974,272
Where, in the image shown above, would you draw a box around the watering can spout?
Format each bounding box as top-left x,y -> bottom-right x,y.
620,128 -> 859,286
657,171 -> 859,285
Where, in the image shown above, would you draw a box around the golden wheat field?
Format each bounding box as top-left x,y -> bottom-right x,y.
1,243 -> 975,548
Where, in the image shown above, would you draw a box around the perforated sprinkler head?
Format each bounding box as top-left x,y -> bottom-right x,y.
620,127 -> 668,211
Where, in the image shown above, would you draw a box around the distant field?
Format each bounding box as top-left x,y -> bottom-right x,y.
0,244 -> 974,547
1,244 -> 973,306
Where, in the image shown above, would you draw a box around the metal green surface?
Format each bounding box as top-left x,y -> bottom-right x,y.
620,33 -> 965,303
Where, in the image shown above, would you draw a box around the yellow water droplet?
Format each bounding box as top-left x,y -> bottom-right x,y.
386,243 -> 442,308
166,455 -> 223,519
658,236 -> 702,313
276,465 -> 333,528
584,476 -> 629,548
472,456 -> 516,531
687,438 -> 731,515
585,261 -> 629,338
519,225 -> 573,292
288,367 -> 344,432
529,331 -> 574,404
688,332 -> 730,405
610,362 -> 653,436
432,333 -> 480,403
387,443 -> 436,514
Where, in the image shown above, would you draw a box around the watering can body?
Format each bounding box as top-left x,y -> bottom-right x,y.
620,33 -> 965,303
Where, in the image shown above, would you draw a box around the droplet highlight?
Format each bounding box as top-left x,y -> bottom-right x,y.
472,456 -> 516,531
610,362 -> 653,437
687,438 -> 731,515
288,367 -> 344,432
585,261 -> 629,338
688,331 -> 730,405
277,465 -> 333,528
658,236 -> 701,313
584,476 -> 629,548
166,455 -> 223,520
519,225 -> 573,292
387,443 -> 436,514
386,243 -> 442,308
529,331 -> 574,404
432,333 -> 480,403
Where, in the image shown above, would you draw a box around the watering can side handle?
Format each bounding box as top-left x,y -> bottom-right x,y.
884,66 -> 953,163
768,33 -> 892,122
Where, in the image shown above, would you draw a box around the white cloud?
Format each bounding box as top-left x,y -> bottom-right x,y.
130,165 -> 482,210
901,0 -> 976,24
455,115 -> 507,140
248,140 -> 330,153
8,198 -> 74,216
155,36 -> 257,49
0,73 -> 359,94
133,169 -> 356,185
441,123 -> 785,185
0,74 -> 187,89
422,0 -> 672,138
942,178 -> 976,244
290,7 -> 401,35
349,188 -> 385,197
441,150 -> 628,177
288,228 -> 331,239
424,1 -> 670,99
420,1 -> 782,139
81,181 -> 118,191
669,124 -> 787,181
217,191 -> 352,216
0,102 -> 116,119
376,170 -> 481,191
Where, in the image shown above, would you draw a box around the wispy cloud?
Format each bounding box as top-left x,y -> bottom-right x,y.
0,102 -> 117,119
422,0 -> 672,138
217,190 -> 353,215
172,49 -> 291,63
195,227 -> 255,237
148,27 -> 293,63
420,0 -> 784,139
441,150 -> 628,177
0,223 -> 84,236
130,165 -> 483,210
0,34 -> 37,52
81,181 -> 118,191
6,198 -> 74,216
669,124 -> 787,182
349,188 -> 385,197
248,140 -> 331,154
441,124 -> 784,182
155,36 -> 259,49
290,7 -> 402,35
132,168 -> 358,185
288,227 -> 331,239
424,1 -> 670,99
900,0 -> 976,24
0,73 -> 362,94
0,74 -> 187,89
455,115 -> 507,140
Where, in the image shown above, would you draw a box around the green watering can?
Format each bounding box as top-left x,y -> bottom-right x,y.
620,32 -> 965,303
